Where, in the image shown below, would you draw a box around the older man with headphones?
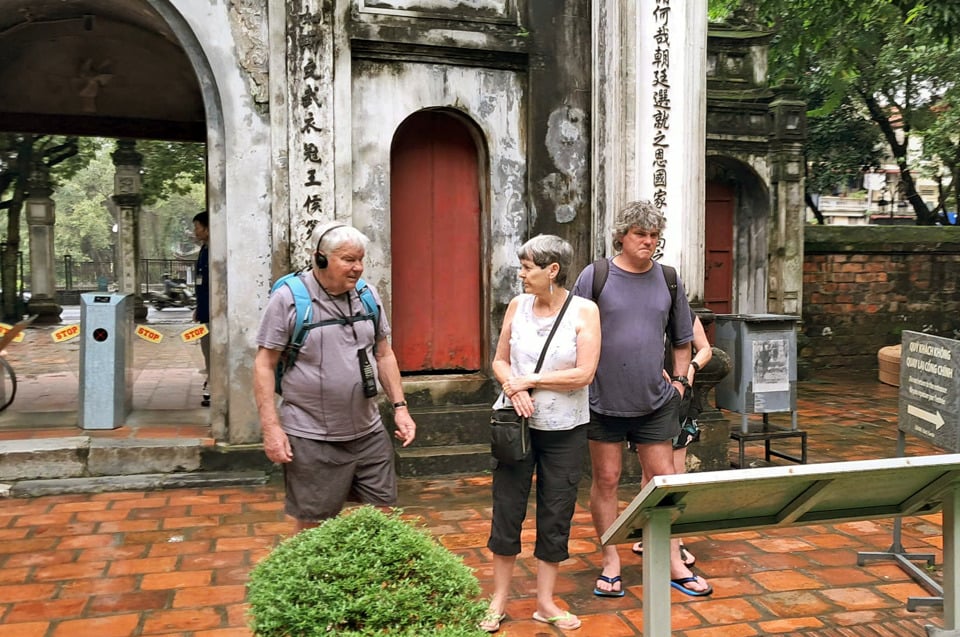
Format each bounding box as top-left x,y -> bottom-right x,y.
253,222 -> 416,532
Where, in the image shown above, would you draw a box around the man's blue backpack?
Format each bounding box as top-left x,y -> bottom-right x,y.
271,272 -> 380,395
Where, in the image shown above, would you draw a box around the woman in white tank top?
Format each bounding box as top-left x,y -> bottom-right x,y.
481,235 -> 601,633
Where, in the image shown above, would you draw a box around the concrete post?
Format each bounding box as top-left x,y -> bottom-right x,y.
768,82 -> 807,316
25,164 -> 63,324
110,139 -> 147,321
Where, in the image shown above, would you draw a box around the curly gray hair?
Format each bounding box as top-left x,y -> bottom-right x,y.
611,200 -> 666,251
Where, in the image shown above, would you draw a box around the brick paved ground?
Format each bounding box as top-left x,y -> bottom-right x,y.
0,316 -> 953,636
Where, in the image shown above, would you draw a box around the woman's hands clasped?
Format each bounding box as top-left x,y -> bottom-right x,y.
502,375 -> 537,418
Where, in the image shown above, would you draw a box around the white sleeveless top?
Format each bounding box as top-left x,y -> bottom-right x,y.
496,293 -> 590,431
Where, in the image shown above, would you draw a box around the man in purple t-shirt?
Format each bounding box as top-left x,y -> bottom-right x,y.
572,200 -> 712,597
253,223 -> 416,533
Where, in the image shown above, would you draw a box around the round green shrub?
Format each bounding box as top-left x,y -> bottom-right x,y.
247,506 -> 489,637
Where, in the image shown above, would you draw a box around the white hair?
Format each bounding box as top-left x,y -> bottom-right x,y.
311,222 -> 370,254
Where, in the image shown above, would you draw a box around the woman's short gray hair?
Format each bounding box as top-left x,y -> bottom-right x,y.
312,222 -> 370,254
612,200 -> 666,251
517,234 -> 573,286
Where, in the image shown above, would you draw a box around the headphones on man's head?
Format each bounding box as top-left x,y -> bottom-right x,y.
314,223 -> 347,269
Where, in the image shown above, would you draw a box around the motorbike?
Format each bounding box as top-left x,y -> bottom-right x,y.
152,277 -> 196,310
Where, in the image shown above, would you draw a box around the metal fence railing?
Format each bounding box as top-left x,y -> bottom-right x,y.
140,259 -> 197,296
53,257 -> 196,296
2,253 -> 198,306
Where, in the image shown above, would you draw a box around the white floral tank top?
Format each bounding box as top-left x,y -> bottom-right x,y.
501,293 -> 590,431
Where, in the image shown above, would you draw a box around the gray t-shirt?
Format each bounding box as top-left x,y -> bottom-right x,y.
256,272 -> 390,442
572,259 -> 693,417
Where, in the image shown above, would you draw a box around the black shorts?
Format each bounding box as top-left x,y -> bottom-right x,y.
587,392 -> 682,445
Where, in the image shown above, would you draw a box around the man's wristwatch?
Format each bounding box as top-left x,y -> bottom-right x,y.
392,400 -> 408,410
690,360 -> 701,372
671,375 -> 690,388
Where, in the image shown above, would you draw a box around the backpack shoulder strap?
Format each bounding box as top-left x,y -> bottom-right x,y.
660,263 -> 678,340
271,273 -> 313,364
590,257 -> 610,301
660,264 -> 678,307
355,278 -> 381,335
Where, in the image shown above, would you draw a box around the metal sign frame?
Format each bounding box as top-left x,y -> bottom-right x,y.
603,455 -> 960,637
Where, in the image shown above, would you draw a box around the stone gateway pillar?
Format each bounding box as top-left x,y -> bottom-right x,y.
592,0 -> 707,300
110,140 -> 147,321
25,164 -> 62,324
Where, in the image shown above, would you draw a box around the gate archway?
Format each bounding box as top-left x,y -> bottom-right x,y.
0,0 -> 226,428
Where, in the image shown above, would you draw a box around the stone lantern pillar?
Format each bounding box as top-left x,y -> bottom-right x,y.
25,163 -> 63,324
110,139 -> 147,321
769,81 -> 807,316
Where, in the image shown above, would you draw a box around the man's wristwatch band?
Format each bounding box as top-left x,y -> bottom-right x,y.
671,375 -> 690,388
392,400 -> 408,409
690,360 -> 701,372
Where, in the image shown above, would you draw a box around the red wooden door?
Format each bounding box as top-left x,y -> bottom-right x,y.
390,111 -> 482,372
704,181 -> 734,315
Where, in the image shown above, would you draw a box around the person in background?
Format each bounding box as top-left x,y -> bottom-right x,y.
632,310 -> 713,566
482,235 -> 601,633
192,211 -> 210,407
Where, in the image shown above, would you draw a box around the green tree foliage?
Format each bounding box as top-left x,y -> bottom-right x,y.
0,135 -> 205,319
138,140 -> 205,207
893,1 -> 960,42
803,85 -> 885,223
140,178 -> 205,259
51,138 -> 205,271
52,142 -> 115,268
709,0 -> 960,225
920,94 -> 960,222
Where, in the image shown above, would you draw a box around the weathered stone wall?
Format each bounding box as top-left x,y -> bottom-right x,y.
801,226 -> 960,373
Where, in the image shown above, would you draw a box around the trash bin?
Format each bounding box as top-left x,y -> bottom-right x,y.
79,293 -> 133,430
714,313 -> 805,466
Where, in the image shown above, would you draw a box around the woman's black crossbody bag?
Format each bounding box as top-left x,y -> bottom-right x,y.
490,293 -> 573,463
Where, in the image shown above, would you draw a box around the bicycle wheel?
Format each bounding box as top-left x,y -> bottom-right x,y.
0,357 -> 16,412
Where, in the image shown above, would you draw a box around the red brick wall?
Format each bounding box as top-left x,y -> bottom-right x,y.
801,226 -> 960,373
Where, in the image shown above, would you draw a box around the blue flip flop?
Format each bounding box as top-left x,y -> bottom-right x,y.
593,573 -> 626,597
670,576 -> 713,597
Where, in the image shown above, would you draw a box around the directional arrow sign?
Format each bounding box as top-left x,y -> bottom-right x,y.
907,403 -> 945,430
899,331 -> 960,452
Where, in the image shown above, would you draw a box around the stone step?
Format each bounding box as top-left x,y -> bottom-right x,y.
385,404 -> 492,447
395,443 -> 492,477
0,436 -> 213,481
8,471 -> 270,498
0,436 -> 273,494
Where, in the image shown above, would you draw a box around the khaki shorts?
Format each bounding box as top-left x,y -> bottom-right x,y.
283,429 -> 396,523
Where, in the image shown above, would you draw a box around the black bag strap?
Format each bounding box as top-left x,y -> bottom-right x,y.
533,291 -> 575,375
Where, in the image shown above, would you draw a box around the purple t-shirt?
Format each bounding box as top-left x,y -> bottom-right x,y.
572,259 -> 693,417
256,272 -> 390,442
